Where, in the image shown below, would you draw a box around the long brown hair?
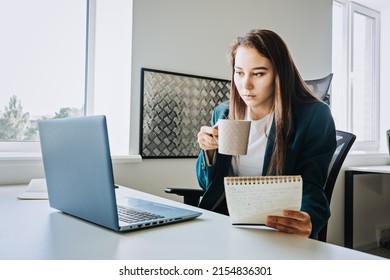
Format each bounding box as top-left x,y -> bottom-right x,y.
228,29 -> 320,175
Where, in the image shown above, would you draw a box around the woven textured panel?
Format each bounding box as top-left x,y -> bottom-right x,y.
141,68 -> 230,158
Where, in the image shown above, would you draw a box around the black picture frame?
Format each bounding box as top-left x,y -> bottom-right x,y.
140,68 -> 231,158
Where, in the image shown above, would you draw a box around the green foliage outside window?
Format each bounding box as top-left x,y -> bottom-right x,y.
0,95 -> 83,142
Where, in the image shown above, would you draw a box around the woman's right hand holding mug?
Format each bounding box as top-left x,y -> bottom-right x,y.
197,125 -> 219,162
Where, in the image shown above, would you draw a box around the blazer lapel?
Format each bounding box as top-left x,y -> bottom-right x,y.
263,119 -> 276,175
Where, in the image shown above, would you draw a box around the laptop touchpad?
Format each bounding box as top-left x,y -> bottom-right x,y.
121,197 -> 175,212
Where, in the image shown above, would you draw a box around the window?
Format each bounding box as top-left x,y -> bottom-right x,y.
0,0 -> 132,156
332,1 -> 380,151
0,0 -> 86,150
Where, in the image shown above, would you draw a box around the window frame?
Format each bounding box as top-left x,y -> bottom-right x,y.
332,0 -> 380,152
349,2 -> 380,151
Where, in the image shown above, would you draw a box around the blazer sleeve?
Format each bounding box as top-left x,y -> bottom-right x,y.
195,102 -> 229,191
293,103 -> 336,238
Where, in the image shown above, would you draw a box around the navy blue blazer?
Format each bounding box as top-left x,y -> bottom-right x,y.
195,100 -> 336,238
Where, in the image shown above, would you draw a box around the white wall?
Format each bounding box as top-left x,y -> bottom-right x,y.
126,0 -> 334,224
130,0 -> 333,155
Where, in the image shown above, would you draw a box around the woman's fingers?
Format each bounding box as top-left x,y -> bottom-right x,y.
266,211 -> 312,237
197,126 -> 219,151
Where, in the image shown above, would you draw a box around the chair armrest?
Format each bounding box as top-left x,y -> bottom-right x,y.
164,188 -> 204,207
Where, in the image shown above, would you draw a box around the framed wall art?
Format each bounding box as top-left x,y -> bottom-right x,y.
140,68 -> 230,158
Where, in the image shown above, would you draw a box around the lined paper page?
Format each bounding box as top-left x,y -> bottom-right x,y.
224,176 -> 302,224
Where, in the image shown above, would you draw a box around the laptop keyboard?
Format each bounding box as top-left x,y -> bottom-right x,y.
117,205 -> 165,223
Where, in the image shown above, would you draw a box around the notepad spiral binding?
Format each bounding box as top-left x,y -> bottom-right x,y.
224,175 -> 302,185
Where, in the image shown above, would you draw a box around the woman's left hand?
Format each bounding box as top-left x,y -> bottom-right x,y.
266,210 -> 312,237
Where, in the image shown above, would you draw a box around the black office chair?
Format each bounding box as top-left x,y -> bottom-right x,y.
305,73 -> 333,105
165,130 -> 356,241
317,130 -> 356,241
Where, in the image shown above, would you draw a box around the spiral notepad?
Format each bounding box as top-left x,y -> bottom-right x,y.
224,175 -> 302,225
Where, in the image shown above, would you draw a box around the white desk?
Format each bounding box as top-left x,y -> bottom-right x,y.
0,185 -> 382,260
344,165 -> 390,248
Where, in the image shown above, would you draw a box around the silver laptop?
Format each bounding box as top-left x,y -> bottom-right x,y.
38,115 -> 201,232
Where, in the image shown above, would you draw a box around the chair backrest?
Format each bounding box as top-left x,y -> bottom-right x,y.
318,130 -> 356,242
305,73 -> 333,105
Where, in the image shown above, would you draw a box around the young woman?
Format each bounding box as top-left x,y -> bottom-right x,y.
196,29 -> 336,238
